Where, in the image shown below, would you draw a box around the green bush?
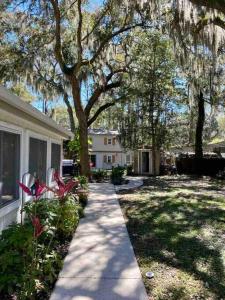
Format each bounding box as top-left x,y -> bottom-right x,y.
91,169 -> 107,182
126,165 -> 133,176
77,190 -> 88,208
56,196 -> 80,238
76,175 -> 88,189
0,224 -> 34,296
111,166 -> 125,185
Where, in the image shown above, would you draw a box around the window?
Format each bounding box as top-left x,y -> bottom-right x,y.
126,154 -> 131,165
51,143 -> 61,172
0,130 -> 20,207
29,137 -> 47,182
107,155 -> 112,163
108,138 -> 112,145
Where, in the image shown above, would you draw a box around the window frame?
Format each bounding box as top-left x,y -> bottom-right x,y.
107,138 -> 112,145
28,132 -> 48,183
0,121 -> 22,209
51,141 -> 62,172
107,155 -> 112,163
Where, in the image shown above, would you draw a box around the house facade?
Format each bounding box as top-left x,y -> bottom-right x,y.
88,129 -> 133,169
0,86 -> 72,231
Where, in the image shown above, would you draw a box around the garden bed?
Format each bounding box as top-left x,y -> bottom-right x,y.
0,173 -> 88,300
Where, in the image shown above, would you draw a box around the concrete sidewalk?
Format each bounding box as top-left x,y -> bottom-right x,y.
50,183 -> 148,300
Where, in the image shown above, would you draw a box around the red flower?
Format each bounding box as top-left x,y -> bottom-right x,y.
18,179 -> 46,200
47,171 -> 78,199
31,216 -> 44,238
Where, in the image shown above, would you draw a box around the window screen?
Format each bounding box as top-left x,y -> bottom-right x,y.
51,143 -> 61,172
0,130 -> 20,207
29,137 -> 47,182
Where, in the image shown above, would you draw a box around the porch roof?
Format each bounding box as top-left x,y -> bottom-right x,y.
0,86 -> 73,139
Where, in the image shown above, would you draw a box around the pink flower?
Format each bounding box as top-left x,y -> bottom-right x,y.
18,179 -> 46,200
47,171 -> 78,199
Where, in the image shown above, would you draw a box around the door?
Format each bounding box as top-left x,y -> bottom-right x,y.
142,152 -> 149,173
90,155 -> 96,168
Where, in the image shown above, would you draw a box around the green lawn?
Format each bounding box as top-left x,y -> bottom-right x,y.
118,176 -> 225,300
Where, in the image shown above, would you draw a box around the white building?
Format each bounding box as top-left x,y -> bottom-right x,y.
88,129 -> 133,169
0,86 -> 72,231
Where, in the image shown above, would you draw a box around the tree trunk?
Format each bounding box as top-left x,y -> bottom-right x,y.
70,76 -> 90,177
79,122 -> 90,177
195,91 -> 205,159
63,93 -> 75,132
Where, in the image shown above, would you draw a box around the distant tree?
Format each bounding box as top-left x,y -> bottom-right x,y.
116,30 -> 178,175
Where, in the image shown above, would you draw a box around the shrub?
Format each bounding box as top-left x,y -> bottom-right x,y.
111,166 -> 125,185
91,169 -> 107,182
0,224 -> 33,296
76,175 -> 88,189
77,190 -> 88,208
126,165 -> 133,176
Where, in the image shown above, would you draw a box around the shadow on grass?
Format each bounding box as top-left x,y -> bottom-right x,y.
119,178 -> 225,299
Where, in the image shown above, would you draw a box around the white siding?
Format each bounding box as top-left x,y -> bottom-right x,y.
0,111 -> 65,232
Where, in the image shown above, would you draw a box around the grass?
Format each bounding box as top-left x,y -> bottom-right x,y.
118,176 -> 225,300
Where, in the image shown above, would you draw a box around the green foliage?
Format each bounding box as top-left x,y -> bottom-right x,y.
91,169 -> 107,182
57,196 -> 80,238
0,224 -> 33,296
77,175 -> 88,189
0,196 -> 83,299
111,166 -> 125,184
126,165 -> 133,176
68,134 -> 81,154
77,191 -> 88,208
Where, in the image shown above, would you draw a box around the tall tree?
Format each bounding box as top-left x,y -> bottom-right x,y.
117,30 -> 178,174
0,0 -> 153,177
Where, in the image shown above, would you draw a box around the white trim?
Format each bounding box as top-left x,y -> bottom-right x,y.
0,200 -> 20,219
50,139 -> 63,177
0,120 -> 23,134
0,124 -> 23,204
27,131 -> 48,182
0,85 -> 73,139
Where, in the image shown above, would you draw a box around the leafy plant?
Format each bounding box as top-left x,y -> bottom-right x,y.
91,169 -> 107,182
76,175 -> 88,189
0,171 -> 83,299
126,165 -> 133,176
111,166 -> 125,185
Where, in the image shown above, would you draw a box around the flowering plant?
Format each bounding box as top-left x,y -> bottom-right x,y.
47,171 -> 79,199
19,179 -> 46,201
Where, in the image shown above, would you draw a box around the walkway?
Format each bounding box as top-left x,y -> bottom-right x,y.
50,183 -> 148,300
114,176 -> 145,192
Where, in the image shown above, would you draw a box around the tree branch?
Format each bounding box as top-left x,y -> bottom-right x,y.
189,0 -> 225,15
50,0 -> 71,74
77,0 -> 83,61
84,68 -> 126,116
85,80 -> 121,117
195,16 -> 225,33
87,101 -> 116,126
84,22 -> 146,66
